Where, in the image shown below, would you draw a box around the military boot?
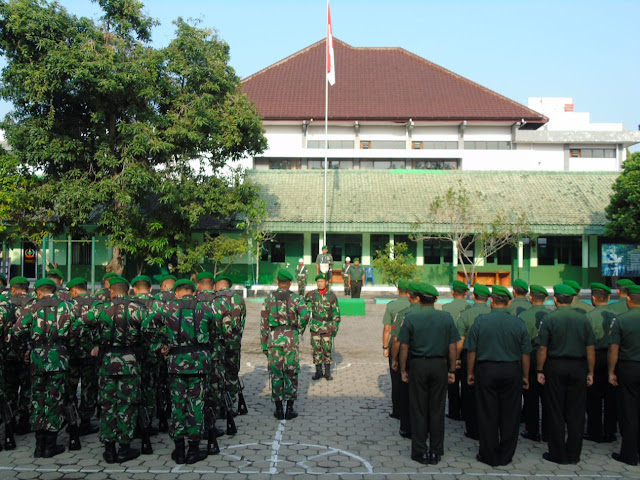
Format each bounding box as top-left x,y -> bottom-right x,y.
103,441 -> 117,464
33,431 -> 45,458
68,425 -> 81,451
274,401 -> 284,420
171,438 -> 186,464
4,421 -> 16,451
186,440 -> 208,464
285,400 -> 298,420
78,419 -> 99,436
42,431 -> 65,458
15,415 -> 31,435
117,443 -> 140,463
312,364 -> 323,380
141,429 -> 153,455
324,363 -> 333,381
207,427 -> 220,455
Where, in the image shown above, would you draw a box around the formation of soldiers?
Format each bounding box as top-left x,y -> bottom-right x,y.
0,270 -> 247,465
384,277 -> 640,467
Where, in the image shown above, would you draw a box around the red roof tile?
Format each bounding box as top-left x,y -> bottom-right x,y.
242,39 -> 547,127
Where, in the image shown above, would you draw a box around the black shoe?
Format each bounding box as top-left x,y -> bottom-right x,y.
389,412 -> 400,420
312,365 -> 323,381
79,420 -> 99,436
171,439 -> 185,465
34,432 -> 45,458
542,452 -> 567,465
141,433 -> 153,455
324,364 -> 333,381
446,414 -> 462,421
602,433 -> 617,443
476,453 -> 497,467
42,432 -> 65,458
207,428 -> 220,455
612,452 -> 639,466
285,400 -> 298,420
103,441 -> 117,464
117,444 -> 140,463
464,431 -> 479,440
4,424 -> 16,451
411,453 -> 429,465
186,440 -> 208,464
68,426 -> 81,451
399,429 -> 411,439
428,452 -> 441,465
521,430 -> 541,442
274,401 -> 285,420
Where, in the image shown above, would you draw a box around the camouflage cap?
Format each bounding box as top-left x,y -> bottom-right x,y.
418,283 -> 439,297
554,284 -> 577,296
627,285 -> 640,294
529,284 -> 549,296
492,284 -> 513,299
277,270 -> 294,282
563,280 -> 581,293
66,277 -> 87,290
173,278 -> 196,292
34,278 -> 57,290
513,279 -> 529,291
9,276 -> 29,287
473,284 -> 491,297
47,268 -> 64,279
196,272 -> 214,282
131,275 -> 152,286
109,277 -> 129,287
214,274 -> 232,284
102,272 -> 119,282
617,279 -> 636,287
451,280 -> 469,292
590,282 -> 611,294
315,273 -> 329,281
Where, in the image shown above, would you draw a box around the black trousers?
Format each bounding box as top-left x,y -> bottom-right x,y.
389,354 -> 401,415
586,349 -> 618,439
523,349 -> 545,437
351,280 -> 362,298
409,357 -> 448,457
399,375 -> 411,434
544,358 -> 587,462
447,370 -> 462,419
476,362 -> 522,466
617,360 -> 640,462
460,351 -> 478,436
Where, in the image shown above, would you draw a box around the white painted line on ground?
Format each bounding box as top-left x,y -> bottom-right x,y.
269,419 -> 286,474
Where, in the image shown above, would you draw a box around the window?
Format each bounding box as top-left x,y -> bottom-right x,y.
394,235 -> 417,259
269,158 -> 292,170
413,141 -> 458,149
487,245 -> 513,265
361,140 -> 406,149
371,234 -> 390,260
270,242 -> 286,263
308,159 -> 353,169
569,148 -> 616,159
536,236 -> 581,266
414,159 -> 458,170
307,140 -> 354,149
464,141 -> 510,150
72,240 -> 92,265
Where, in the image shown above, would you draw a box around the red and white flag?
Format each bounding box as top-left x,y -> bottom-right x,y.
326,1 -> 335,86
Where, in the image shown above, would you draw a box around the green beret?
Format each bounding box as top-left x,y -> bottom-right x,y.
530,284 -> 549,296
131,275 -> 152,286
276,270 -> 294,282
109,277 -> 129,287
0,274 -> 6,284
418,283 -> 439,297
103,272 -> 119,282
473,284 -> 491,297
353,257 -> 360,262
554,284 -> 577,296
161,274 -> 177,282
214,274 -> 232,285
9,276 -> 29,287
563,280 -> 581,293
513,279 -> 529,291
590,282 -> 611,294
196,272 -> 214,282
397,279 -> 410,290
34,278 -> 57,290
627,285 -> 640,294
451,280 -> 469,292
492,284 -> 513,299
173,278 -> 196,292
407,281 -> 421,293
66,277 -> 87,290
617,279 -> 636,287
315,273 -> 329,281
47,268 -> 64,279
321,245 -> 328,250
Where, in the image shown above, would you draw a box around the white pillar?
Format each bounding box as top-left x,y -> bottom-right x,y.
416,237 -> 424,266
303,233 -> 312,264
452,240 -> 458,267
530,241 -> 538,267
389,234 -> 395,259
362,233 -> 371,265
475,240 -> 484,267
518,241 -> 524,269
582,234 -> 589,268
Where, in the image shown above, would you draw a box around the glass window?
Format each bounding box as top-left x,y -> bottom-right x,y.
72,240 -> 92,265
570,149 -> 581,158
423,240 -> 442,264
362,140 -> 405,149
271,242 -> 286,263
487,141 -> 498,150
307,140 -> 355,149
537,237 -> 554,265
592,149 -> 604,158
581,149 -> 593,158
269,158 -> 292,169
604,149 -> 616,158
465,141 -> 509,150
373,160 -> 405,169
307,159 -> 353,169
371,234 -> 390,260
498,141 -> 511,150
360,160 -> 373,169
394,235 -> 417,259
497,246 -> 513,265
415,159 -> 458,170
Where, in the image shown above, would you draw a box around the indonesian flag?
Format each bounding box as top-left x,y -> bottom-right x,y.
327,2 -> 335,86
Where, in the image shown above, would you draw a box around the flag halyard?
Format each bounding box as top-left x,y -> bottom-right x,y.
327,2 -> 335,86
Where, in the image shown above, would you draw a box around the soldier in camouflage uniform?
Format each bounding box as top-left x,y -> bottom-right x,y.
91,276 -> 145,464
5,276 -> 34,435
12,278 -> 75,458
95,272 -> 118,302
296,259 -> 308,294
306,273 -> 340,381
159,279 -> 212,464
260,269 -> 310,420
66,277 -> 100,437
46,268 -> 71,301
213,274 -> 246,410
156,275 -> 177,303
0,296 -> 16,451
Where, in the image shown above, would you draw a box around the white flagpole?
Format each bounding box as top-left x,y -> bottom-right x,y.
323,0 -> 329,247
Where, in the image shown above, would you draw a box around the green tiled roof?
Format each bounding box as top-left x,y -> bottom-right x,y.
248,170 -> 619,235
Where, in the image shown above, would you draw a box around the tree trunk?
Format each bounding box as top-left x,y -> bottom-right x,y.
106,245 -> 125,275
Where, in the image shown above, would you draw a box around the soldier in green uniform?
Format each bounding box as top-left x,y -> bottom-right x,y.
46,268 -> 71,301
342,257 -> 352,295
466,285 -> 531,467
305,273 -> 341,381
154,274 -> 177,432
348,258 -> 365,299
12,278 -> 76,458
456,283 -> 491,440
159,279 -> 212,464
609,278 -> 635,316
382,280 -> 411,419
260,270 -> 310,420
296,259 -> 308,295
315,245 -> 333,278
506,278 -> 532,316
519,284 -> 551,442
91,276 -> 146,463
608,284 -> 640,466
537,284 -> 595,465
442,280 -> 469,421
584,283 -> 617,443
398,282 -> 458,466
563,280 -> 594,314
95,272 -> 118,302
0,296 -> 16,451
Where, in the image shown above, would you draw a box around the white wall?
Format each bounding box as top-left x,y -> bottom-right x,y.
464,126 -> 512,140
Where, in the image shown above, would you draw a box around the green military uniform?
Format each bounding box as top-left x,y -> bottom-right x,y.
506,297 -> 532,316
564,280 -> 594,314
315,251 -> 333,275
348,263 -> 365,298
441,298 -> 470,320
0,299 -> 16,450
305,282 -> 341,379
383,294 -> 410,417
342,261 -> 352,295
296,263 -> 308,294
609,279 -> 635,316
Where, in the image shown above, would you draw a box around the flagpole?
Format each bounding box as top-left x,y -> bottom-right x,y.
323,0 -> 329,247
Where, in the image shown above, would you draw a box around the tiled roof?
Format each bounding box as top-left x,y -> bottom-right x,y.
248,170 -> 617,235
242,39 -> 547,128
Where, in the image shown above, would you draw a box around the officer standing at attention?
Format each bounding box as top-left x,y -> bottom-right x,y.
537,284 -> 595,465
382,280 -> 411,419
563,280 -> 594,314
506,279 -> 532,316
442,280 -> 469,421
306,273 -> 341,381
342,257 -> 352,296
296,259 -> 308,295
398,283 -> 459,466
348,258 -> 365,299
455,283 -> 491,440
466,285 -> 531,467
315,245 -> 333,278
95,272 -> 118,302
260,270 -> 310,420
608,284 -> 640,466
609,279 -> 635,316
584,283 -> 617,443
519,285 -> 551,442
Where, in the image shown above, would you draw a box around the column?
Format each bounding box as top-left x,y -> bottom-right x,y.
475,240 -> 484,267
303,232 -> 312,264
517,240 -> 524,269
362,233 -> 371,265
589,235 -> 598,268
389,234 -> 395,259
581,234 -> 589,285
452,240 -> 458,267
416,237 -> 424,266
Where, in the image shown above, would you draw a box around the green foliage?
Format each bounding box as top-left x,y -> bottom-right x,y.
606,152 -> 640,242
177,234 -> 249,276
372,242 -> 419,286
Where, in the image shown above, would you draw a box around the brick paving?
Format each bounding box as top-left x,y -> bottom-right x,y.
0,298 -> 638,479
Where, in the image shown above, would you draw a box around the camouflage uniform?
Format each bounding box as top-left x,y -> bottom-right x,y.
93,297 -> 145,445
0,300 -> 13,444
94,288 -> 111,303
160,296 -> 213,441
196,290 -> 224,415
212,288 -> 246,402
305,289 -> 341,365
342,262 -> 352,295
56,287 -> 71,302
154,290 -> 175,425
260,289 -> 310,402
296,264 -> 308,294
12,294 -> 75,433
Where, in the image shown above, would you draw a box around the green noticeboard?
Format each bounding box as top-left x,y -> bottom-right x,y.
339,298 -> 366,316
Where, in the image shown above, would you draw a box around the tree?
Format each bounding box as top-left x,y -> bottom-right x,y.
605,152 -> 640,241
176,234 -> 249,278
0,0 -> 266,274
372,242 -> 420,286
413,183 -> 529,285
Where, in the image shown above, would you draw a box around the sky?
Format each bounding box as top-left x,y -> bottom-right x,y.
1,0 -> 638,137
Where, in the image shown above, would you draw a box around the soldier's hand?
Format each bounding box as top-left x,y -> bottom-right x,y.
401,371 -> 408,383
455,358 -> 462,370
447,372 -> 455,384
90,347 -> 99,358
391,360 -> 398,371
522,377 -> 529,390
586,374 -> 594,387
383,348 -> 389,358
24,350 -> 30,363
160,345 -> 169,355
537,373 -> 546,385
609,373 -> 619,387
467,374 -> 475,386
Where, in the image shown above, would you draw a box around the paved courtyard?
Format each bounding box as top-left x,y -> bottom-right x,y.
0,299 -> 638,479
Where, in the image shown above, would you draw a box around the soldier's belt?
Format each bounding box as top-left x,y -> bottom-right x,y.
270,324 -> 297,330
101,345 -> 136,355
169,344 -> 212,355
